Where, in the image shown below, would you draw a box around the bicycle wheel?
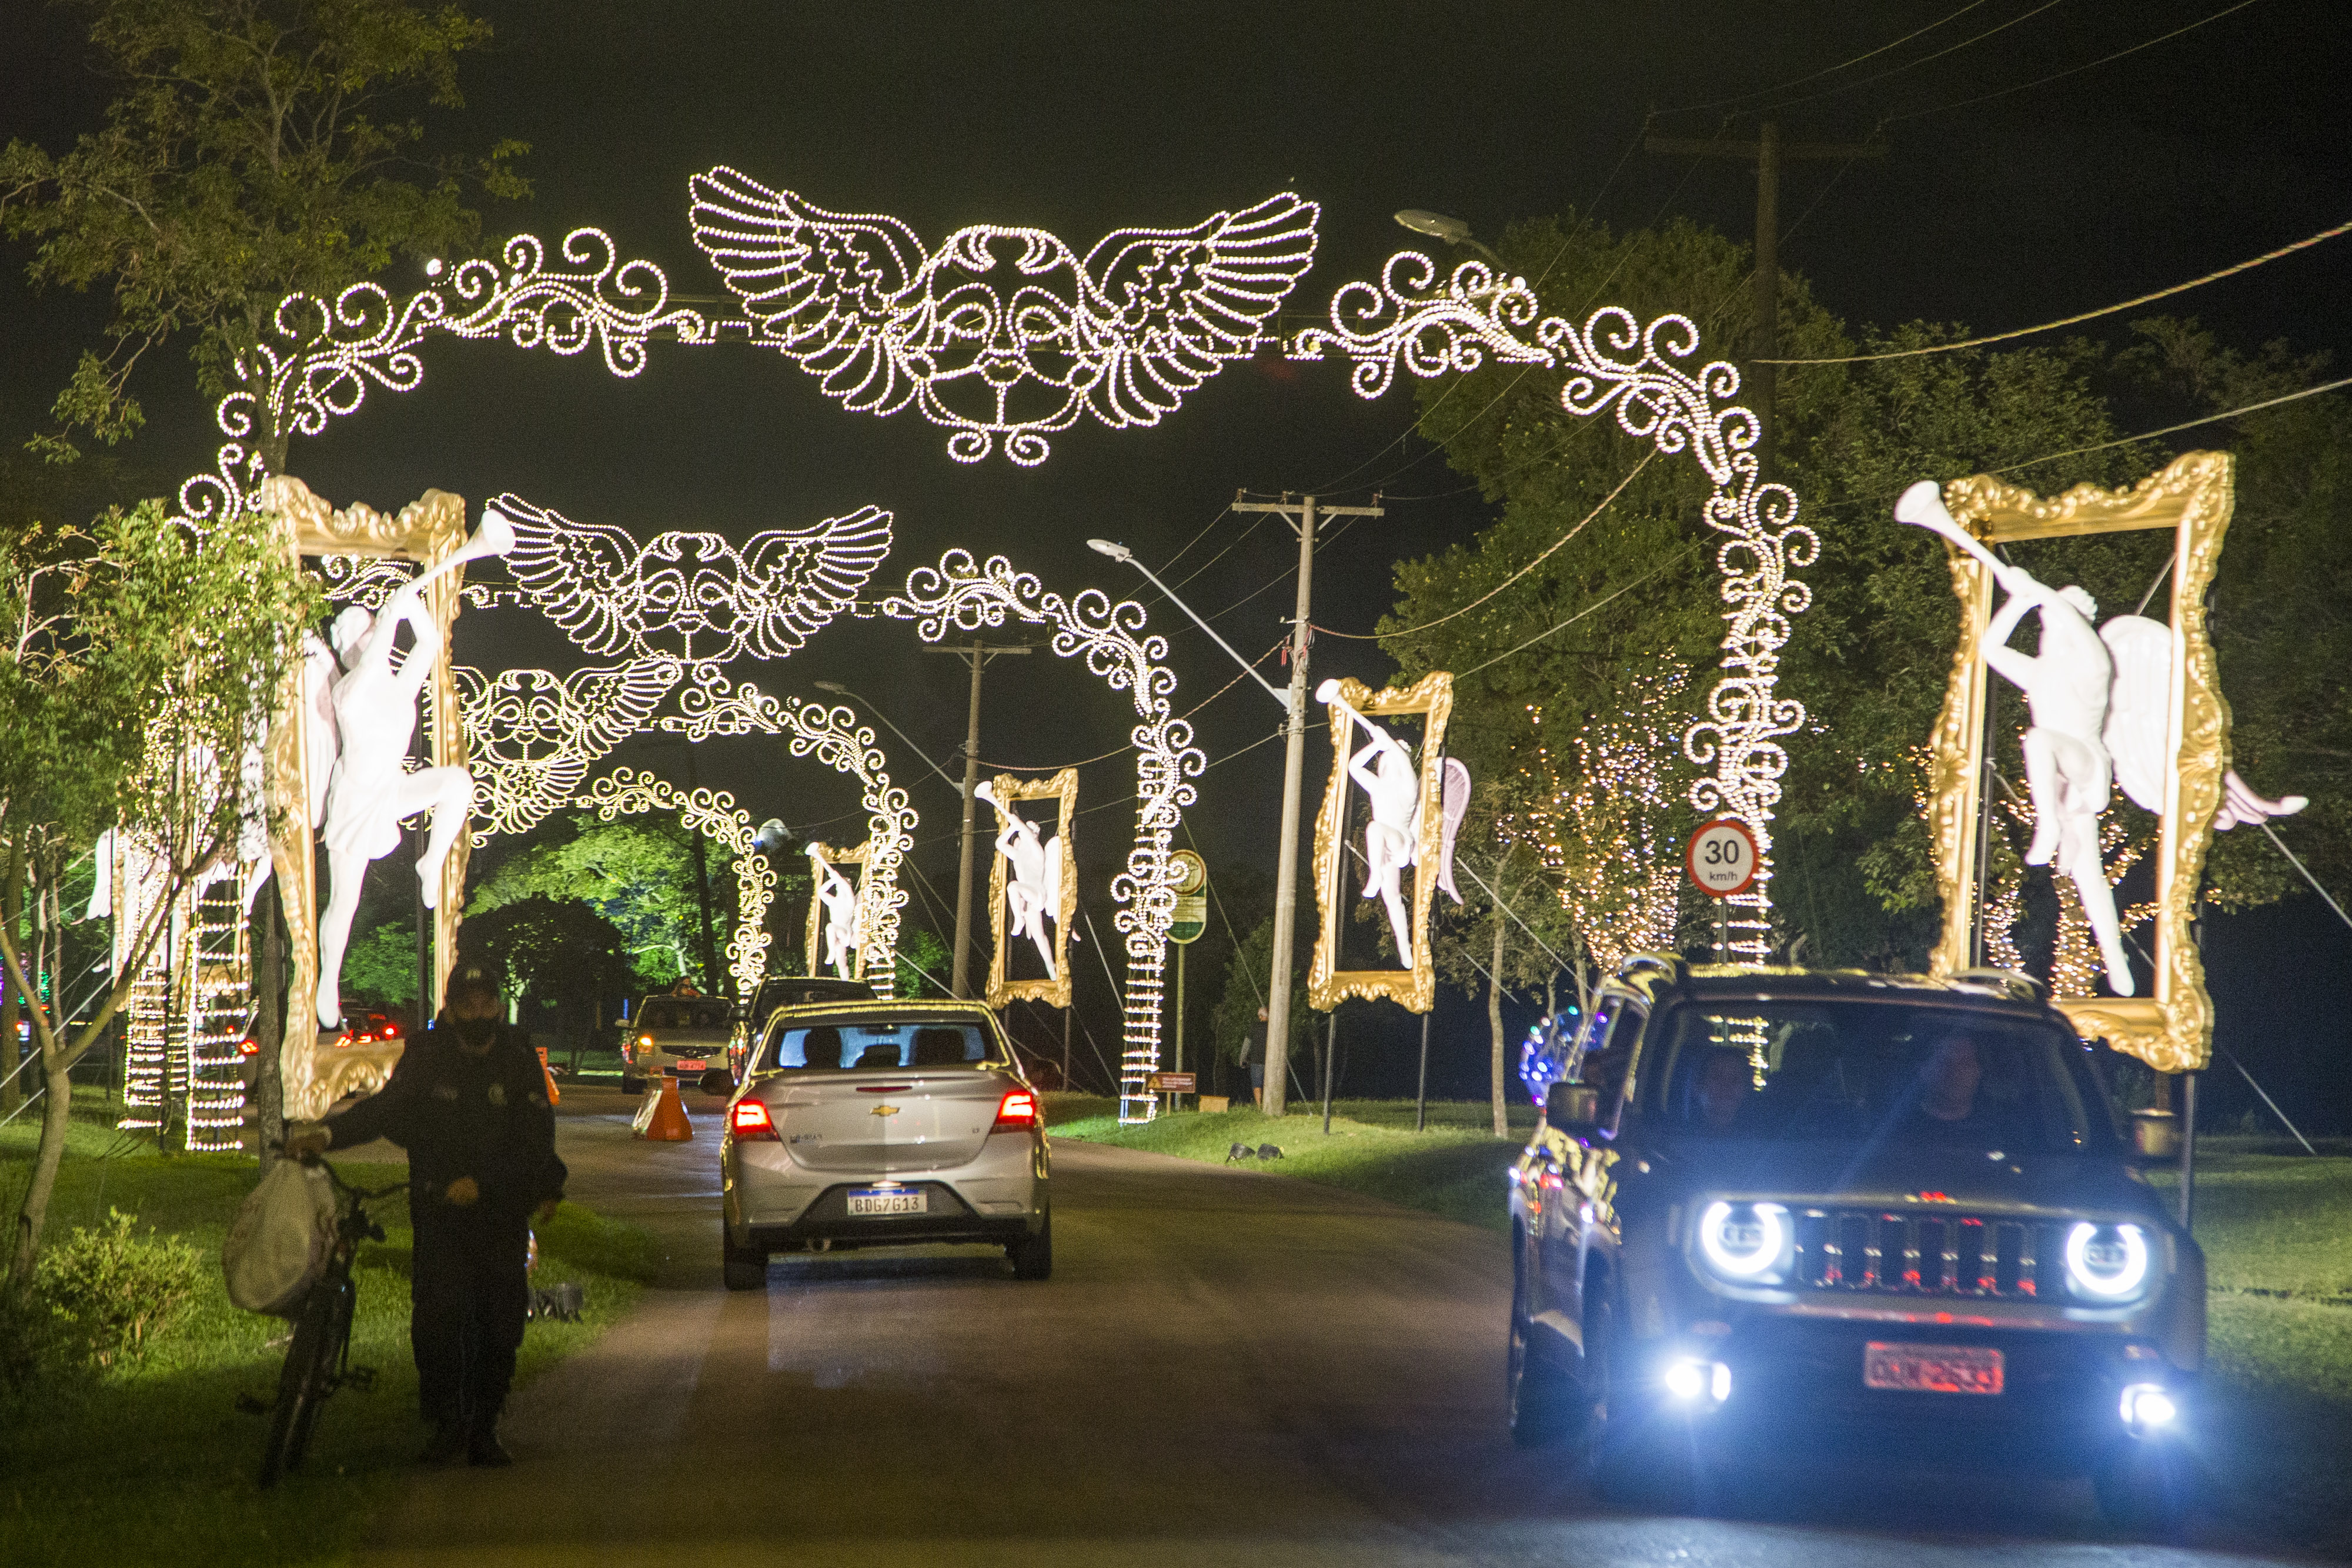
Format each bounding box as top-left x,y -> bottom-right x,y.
258,1278 -> 348,1486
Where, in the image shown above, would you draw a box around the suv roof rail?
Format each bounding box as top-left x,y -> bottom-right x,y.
1948,966 -> 2047,1002
1616,952 -> 1682,983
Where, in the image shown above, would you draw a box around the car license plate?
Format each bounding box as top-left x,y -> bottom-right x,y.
847,1188 -> 926,1217
1864,1342 -> 2003,1395
675,1059 -> 707,1072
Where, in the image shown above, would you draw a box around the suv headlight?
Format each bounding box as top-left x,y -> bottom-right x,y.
2064,1222 -> 2152,1301
1696,1200 -> 1790,1284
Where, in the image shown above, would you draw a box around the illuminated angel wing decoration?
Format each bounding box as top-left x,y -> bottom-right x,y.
689,167 -> 925,415
1435,757 -> 1471,904
492,491 -> 890,665
688,167 -> 1320,464
495,493 -> 649,658
458,660 -> 684,837
2097,614 -> 2173,815
1081,192 -> 1321,428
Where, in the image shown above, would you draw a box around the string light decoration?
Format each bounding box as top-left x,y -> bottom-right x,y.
688,168 -> 1320,465
576,768 -> 776,993
488,491 -> 891,664
1506,666 -> 1690,977
1291,256 -> 1817,962
778,698 -> 918,999
455,661 -> 684,838
883,550 -> 1204,1124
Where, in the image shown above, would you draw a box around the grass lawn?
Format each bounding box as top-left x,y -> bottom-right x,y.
0,1093 -> 655,1568
1048,1095 -> 1539,1231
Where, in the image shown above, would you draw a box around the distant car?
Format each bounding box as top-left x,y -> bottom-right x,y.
1507,955 -> 2204,1529
730,975 -> 879,1075
620,995 -> 740,1095
237,1010 -> 407,1092
719,999 -> 1050,1290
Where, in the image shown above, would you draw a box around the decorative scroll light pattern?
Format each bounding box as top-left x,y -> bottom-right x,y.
689,168 -> 1320,466
178,229 -> 712,532
577,768 -> 776,993
883,551 -> 1205,1124
455,661 -> 684,838
779,698 -> 918,999
1290,255 -> 1816,962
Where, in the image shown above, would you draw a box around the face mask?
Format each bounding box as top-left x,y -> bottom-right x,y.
453,1015 -> 498,1047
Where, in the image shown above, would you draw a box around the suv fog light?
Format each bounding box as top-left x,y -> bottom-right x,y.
1663,1356 -> 1730,1404
2120,1382 -> 2177,1434
2064,1222 -> 2151,1300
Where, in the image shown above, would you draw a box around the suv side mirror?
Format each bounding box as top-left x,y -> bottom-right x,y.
1545,1081 -> 1601,1138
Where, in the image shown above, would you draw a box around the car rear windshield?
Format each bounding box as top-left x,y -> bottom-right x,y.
766,1019 -> 998,1071
639,999 -> 733,1031
1641,1000 -> 2112,1155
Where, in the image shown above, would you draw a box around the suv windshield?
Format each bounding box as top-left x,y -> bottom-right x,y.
765,1018 -> 998,1071
1642,999 -> 2110,1155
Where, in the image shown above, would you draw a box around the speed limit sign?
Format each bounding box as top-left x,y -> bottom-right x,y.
1686,818 -> 1759,899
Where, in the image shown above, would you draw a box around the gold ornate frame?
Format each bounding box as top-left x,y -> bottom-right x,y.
804,840 -> 872,982
252,475 -> 475,1118
984,768 -> 1077,1009
1309,672 -> 1455,1012
1923,451 -> 2233,1071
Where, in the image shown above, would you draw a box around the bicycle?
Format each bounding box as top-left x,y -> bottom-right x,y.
254,1156 -> 407,1487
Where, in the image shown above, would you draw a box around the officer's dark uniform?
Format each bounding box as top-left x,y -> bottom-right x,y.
323,1007 -> 566,1449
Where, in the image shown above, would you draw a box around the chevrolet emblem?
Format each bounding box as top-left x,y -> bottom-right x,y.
870,1104 -> 900,1117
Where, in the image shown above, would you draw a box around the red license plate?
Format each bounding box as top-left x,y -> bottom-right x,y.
675,1059 -> 707,1072
1864,1342 -> 2003,1395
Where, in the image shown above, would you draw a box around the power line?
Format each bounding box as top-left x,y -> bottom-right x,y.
1457,543 -> 1705,679
1885,0 -> 2267,123
1988,372 -> 2352,477
1762,213 -> 2352,365
1652,0 -> 1997,116
1314,453 -> 1653,640
1752,0 -> 2070,115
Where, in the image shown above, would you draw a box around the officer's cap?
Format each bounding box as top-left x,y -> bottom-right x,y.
447,961 -> 502,1005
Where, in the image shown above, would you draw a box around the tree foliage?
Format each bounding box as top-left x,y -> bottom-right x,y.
467,813 -> 730,991
0,0 -> 526,467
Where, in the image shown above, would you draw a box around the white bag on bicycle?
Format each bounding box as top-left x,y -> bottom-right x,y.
223,1159 -> 338,1316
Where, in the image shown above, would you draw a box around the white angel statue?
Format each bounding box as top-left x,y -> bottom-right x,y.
977,782 -> 1063,980
808,845 -> 863,981
1898,481 -> 2306,997
1316,680 -> 1471,968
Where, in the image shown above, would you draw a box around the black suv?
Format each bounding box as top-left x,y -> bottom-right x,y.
1508,955 -> 2203,1528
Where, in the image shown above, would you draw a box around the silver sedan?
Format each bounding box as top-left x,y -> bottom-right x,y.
719,1000 -> 1050,1289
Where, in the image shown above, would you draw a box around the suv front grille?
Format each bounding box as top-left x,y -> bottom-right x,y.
1794,1209 -> 2054,1298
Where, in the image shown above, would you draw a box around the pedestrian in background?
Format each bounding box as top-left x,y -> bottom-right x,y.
1244,1004 -> 1269,1109
288,962 -> 566,1466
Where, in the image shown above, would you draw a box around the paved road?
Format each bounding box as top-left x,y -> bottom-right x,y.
355,1084 -> 2323,1567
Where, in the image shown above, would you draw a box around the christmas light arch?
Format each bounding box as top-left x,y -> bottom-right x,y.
1290,255 -> 1815,962
574,767 -> 776,994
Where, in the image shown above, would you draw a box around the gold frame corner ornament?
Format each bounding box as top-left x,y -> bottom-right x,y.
983,768 -> 1078,1011
1923,450 -> 2232,1072
1309,672 -> 1454,1014
805,840 -> 873,984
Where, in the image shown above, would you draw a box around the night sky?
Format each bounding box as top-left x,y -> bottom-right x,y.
6,2 -> 2348,1112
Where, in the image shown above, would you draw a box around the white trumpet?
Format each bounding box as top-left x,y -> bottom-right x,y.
404,504 -> 518,596
1893,480 -> 2009,580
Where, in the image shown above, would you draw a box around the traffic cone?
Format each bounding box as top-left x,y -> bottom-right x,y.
536,1046 -> 562,1108
636,1076 -> 693,1141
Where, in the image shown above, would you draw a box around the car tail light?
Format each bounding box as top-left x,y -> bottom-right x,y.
993,1088 -> 1040,1132
238,1038 -> 260,1057
383,1023 -> 400,1038
729,1099 -> 779,1141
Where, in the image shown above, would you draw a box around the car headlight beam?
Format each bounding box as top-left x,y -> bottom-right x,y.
1698,1200 -> 1789,1281
2064,1222 -> 2150,1300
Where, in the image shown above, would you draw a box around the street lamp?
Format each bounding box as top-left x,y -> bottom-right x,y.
813,679 -> 961,791
1394,208 -> 1503,266
1087,539 -> 1289,711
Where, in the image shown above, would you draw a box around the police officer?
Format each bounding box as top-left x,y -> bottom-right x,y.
288,962 -> 567,1466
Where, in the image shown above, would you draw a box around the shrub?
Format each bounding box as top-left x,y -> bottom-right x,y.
36,1209 -> 204,1370
0,1280 -> 52,1400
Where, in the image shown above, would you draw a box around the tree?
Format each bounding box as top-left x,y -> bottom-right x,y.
1431,784 -> 1575,1136
468,813 -> 724,990
1,498 -> 314,1276
0,0 -> 527,469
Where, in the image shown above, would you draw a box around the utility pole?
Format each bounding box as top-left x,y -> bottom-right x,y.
923,638 -> 1032,998
1645,119 -> 1885,472
1230,492 -> 1384,1117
